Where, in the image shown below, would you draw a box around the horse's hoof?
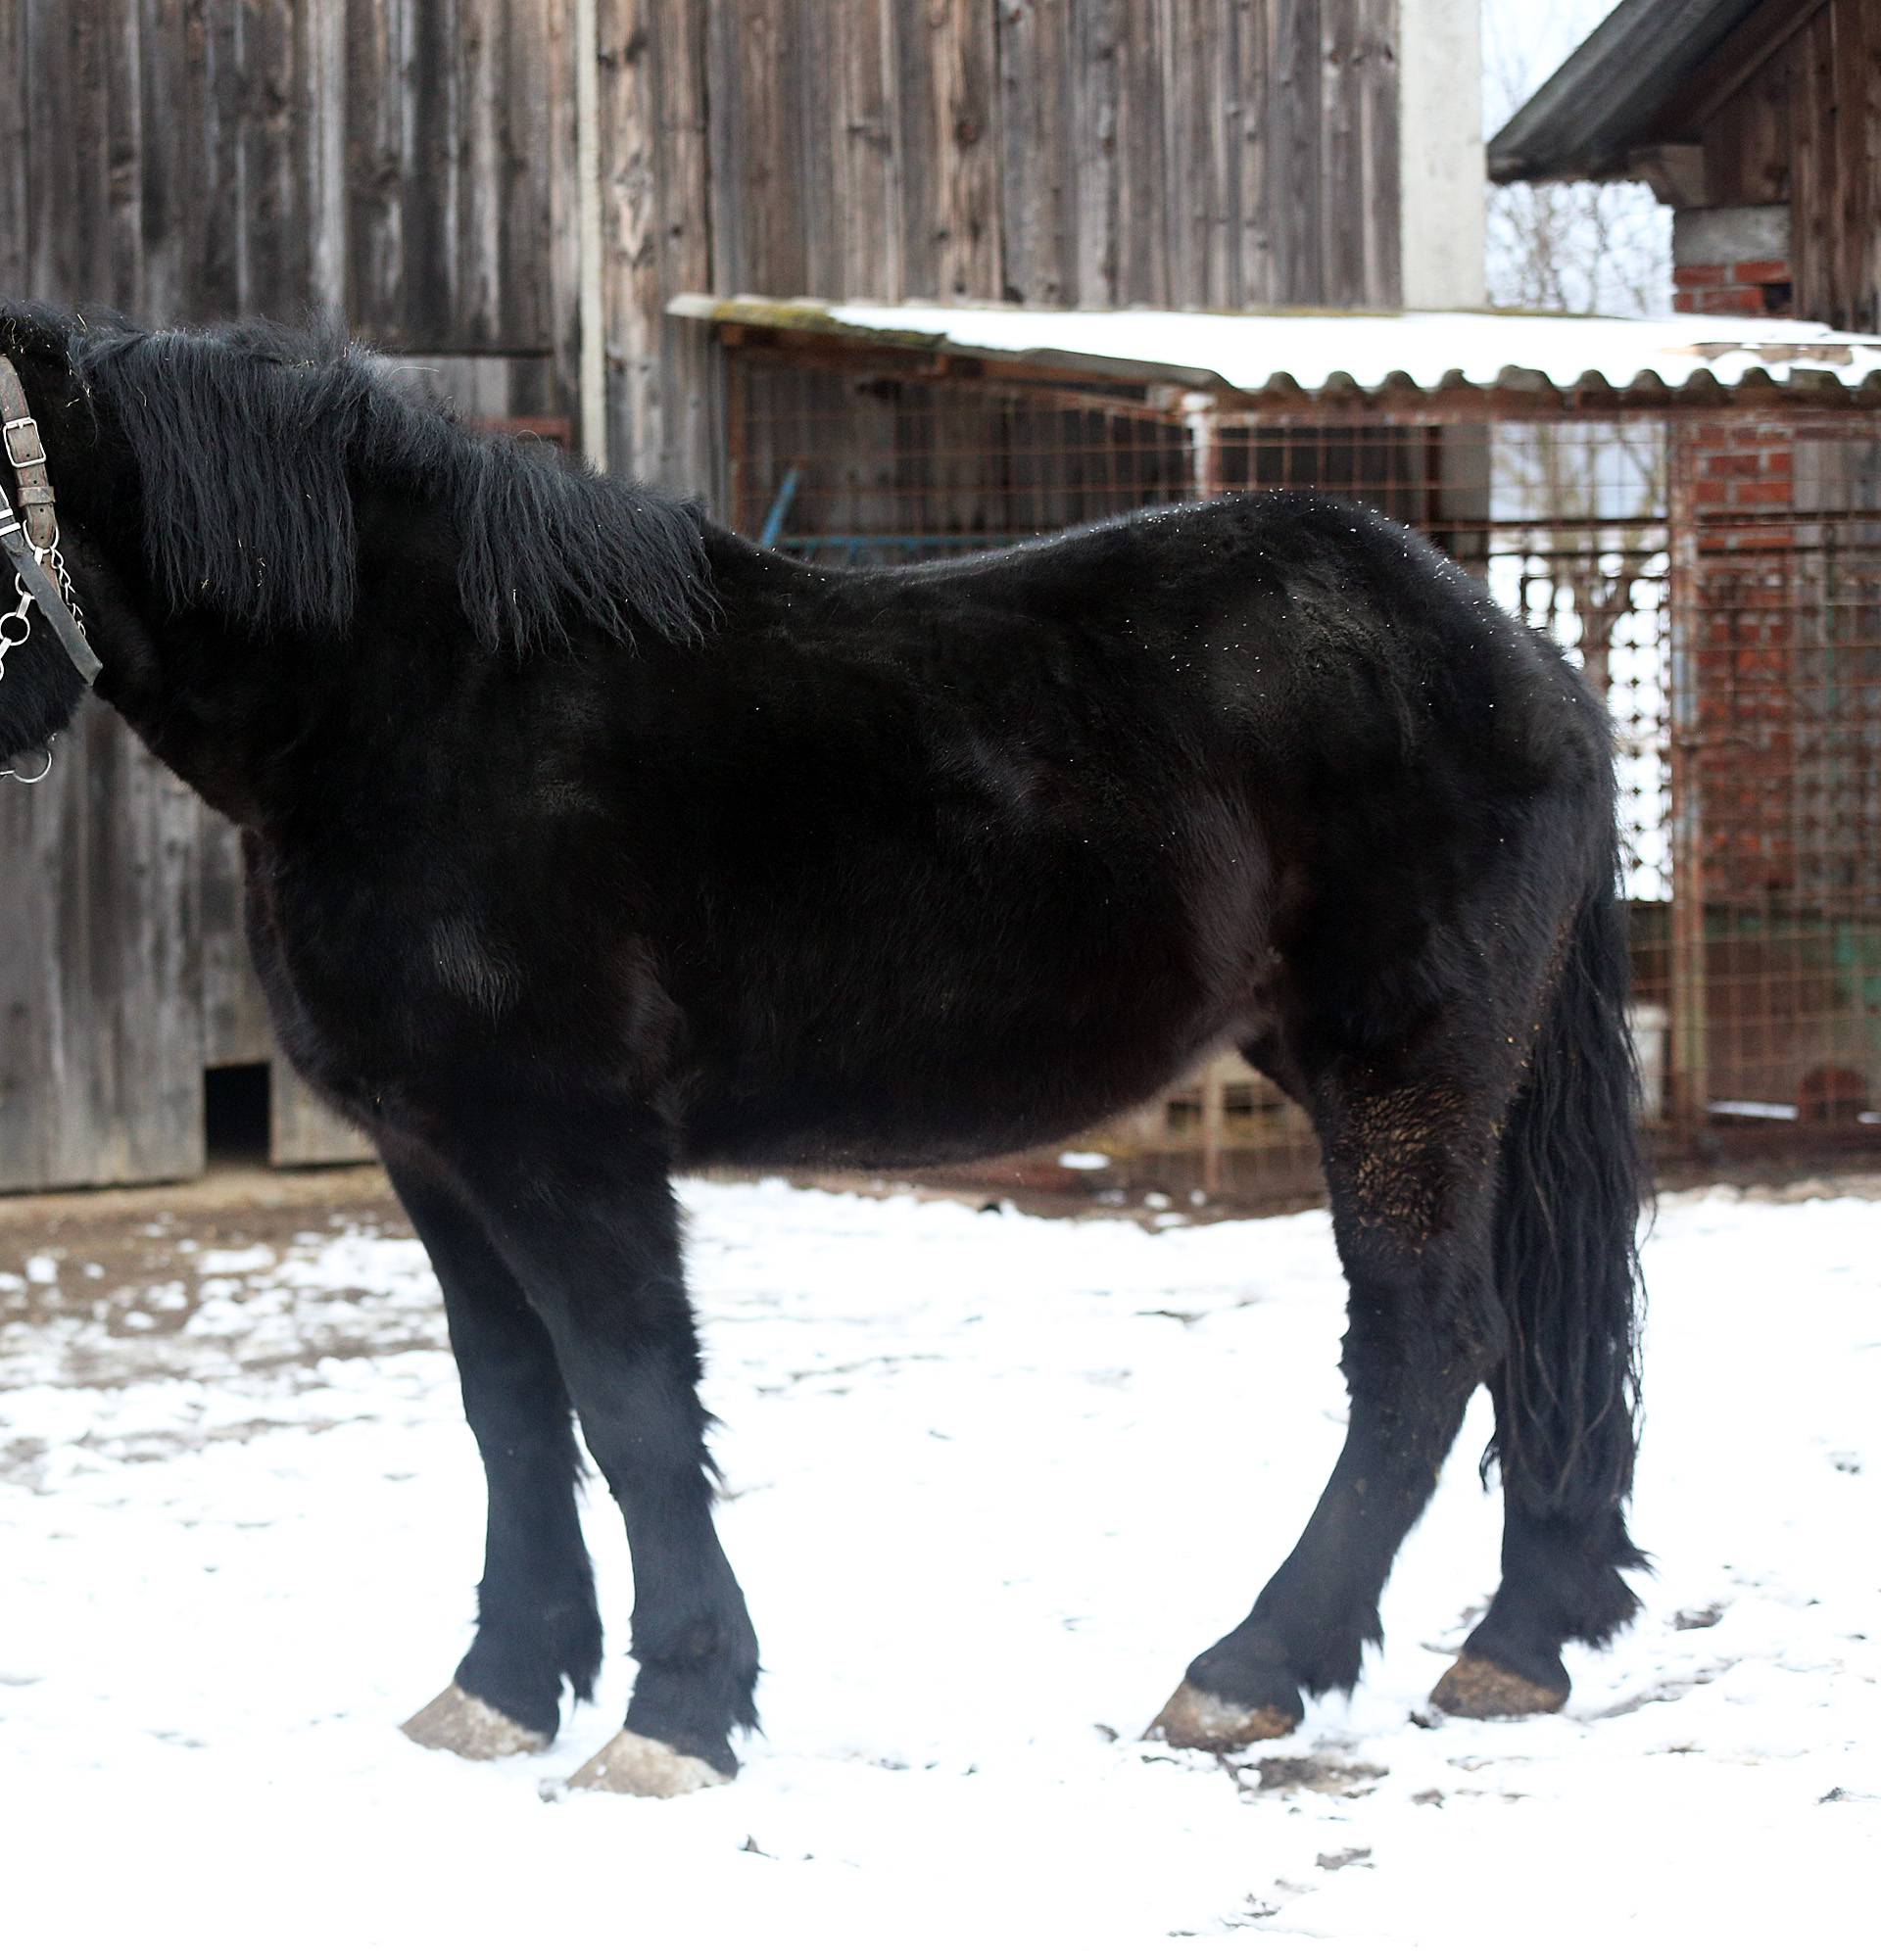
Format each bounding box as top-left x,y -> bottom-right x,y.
1429,1653 -> 1568,1719
402,1684 -> 554,1760
565,1729 -> 732,1798
1146,1680 -> 1299,1751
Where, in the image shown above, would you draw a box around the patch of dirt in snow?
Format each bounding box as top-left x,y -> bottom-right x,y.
1241,1753 -> 1389,1798
0,1176 -> 439,1485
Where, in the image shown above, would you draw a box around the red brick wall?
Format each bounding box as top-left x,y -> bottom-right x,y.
1672,258 -> 1795,317
1680,418 -> 1798,895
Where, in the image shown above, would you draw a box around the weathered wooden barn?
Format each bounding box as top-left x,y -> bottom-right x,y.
1490,0 -> 1879,334
1,0 -> 1483,1192
8,0 -> 1876,1197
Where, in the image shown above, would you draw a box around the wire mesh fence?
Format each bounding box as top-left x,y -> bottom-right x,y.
727,349 -> 1881,1196
1671,415 -> 1881,1137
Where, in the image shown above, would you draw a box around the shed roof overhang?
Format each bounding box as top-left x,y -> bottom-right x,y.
670,295 -> 1881,408
1485,0 -> 1817,185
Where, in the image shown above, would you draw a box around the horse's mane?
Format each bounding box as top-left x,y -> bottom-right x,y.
70,315 -> 711,653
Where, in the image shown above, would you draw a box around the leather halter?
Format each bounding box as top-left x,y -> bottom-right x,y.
0,353 -> 100,689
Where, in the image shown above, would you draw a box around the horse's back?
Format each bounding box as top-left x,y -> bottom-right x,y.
660,496 -> 1603,1167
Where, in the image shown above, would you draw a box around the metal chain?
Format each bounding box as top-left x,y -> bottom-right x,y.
0,569 -> 33,687
0,528 -> 80,784
47,542 -> 85,641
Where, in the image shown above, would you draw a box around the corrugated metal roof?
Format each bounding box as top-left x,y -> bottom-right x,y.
668,295 -> 1881,402
1485,0 -> 1766,183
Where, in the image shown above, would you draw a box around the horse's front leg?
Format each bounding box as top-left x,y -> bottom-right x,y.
388,1154 -> 603,1756
463,1129 -> 759,1795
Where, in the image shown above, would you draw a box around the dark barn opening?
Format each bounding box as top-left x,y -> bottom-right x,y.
203,1064 -> 271,1166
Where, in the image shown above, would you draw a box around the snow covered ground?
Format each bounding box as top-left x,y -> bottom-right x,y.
2,1178 -> 1874,1955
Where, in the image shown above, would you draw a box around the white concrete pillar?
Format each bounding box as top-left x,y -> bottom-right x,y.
1399,0 -> 1486,310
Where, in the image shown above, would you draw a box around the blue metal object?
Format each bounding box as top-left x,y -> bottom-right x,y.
759,466 -> 1031,564
758,466 -> 801,549
777,532 -> 1028,566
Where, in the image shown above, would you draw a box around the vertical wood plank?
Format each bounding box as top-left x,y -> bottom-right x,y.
77,721 -> 205,1187
0,709 -> 206,1193
500,0 -> 557,353
994,0 -> 1074,303
0,713 -> 72,1190
0,0 -> 30,296
24,0 -> 90,302
270,1064 -> 371,1168
704,0 -> 743,294
1111,0 -> 1169,303
242,0 -> 311,317
101,0 -> 146,311
1270,0 -> 1323,303
1357,0 -> 1400,305
536,0 -> 582,435
458,0 -> 503,345
1831,0 -> 1876,330
403,0 -> 458,346
199,823 -> 273,1069
893,0 -> 1001,301
306,0 -> 349,314
893,0 -> 939,297
708,0 -> 807,297
809,0 -> 901,301
184,0 -> 243,316
1162,0 -> 1233,307
1790,6 -> 1831,328
138,0 -> 187,320
1232,0 -> 1277,305
850,0 -> 906,300
656,0 -> 720,499
1318,0 -> 1363,305
600,0 -> 716,494
1067,0 -> 1124,304
600,0 -> 660,477
1857,0 -> 1873,333
347,0 -> 410,340
794,0 -> 846,300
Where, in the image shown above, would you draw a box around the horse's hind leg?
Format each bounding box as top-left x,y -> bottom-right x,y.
1427,1379 -> 1644,1717
388,1156 -> 602,1757
1431,884 -> 1647,1716
1151,1022 -> 1510,1749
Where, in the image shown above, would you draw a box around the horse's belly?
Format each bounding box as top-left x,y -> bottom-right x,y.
676,1005 -> 1234,1173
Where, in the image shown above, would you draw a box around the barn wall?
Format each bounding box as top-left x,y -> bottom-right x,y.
1696,0 -> 1881,333
601,0 -> 1412,495
1,0 -> 1425,1190
0,0 -> 580,1188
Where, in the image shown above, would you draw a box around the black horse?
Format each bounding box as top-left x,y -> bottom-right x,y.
0,308 -> 1645,1795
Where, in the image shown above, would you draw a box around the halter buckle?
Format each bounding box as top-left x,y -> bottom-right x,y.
4,416 -> 47,470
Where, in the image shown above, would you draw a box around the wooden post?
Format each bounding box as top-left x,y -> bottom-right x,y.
1198,1053 -> 1227,1196
1667,421 -> 1710,1139
1185,391 -> 1224,502
574,0 -> 608,471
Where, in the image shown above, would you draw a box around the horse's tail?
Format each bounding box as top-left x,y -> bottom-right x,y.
1487,833 -> 1647,1575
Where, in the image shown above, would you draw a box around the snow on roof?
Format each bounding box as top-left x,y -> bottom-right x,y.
668,295 -> 1881,402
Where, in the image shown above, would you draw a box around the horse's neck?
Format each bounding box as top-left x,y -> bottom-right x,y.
76,542 -> 362,830
74,455 -> 609,834
101,632 -> 307,830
